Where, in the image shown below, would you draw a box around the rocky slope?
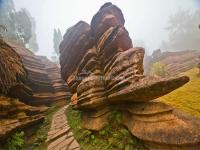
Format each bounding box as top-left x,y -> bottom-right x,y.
144,49 -> 200,75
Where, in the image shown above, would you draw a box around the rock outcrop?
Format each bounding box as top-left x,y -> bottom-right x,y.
1,39 -> 70,106
59,3 -> 200,149
0,39 -> 27,95
144,49 -> 200,75
0,96 -> 45,141
0,39 -> 70,143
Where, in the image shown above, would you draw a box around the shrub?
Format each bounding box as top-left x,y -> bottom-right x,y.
7,131 -> 25,150
151,61 -> 168,77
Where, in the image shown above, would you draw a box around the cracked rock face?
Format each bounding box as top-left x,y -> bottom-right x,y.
59,2 -> 200,149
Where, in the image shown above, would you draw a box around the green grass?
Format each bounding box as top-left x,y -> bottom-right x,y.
23,106 -> 59,150
66,106 -> 146,150
160,68 -> 200,118
7,131 -> 25,150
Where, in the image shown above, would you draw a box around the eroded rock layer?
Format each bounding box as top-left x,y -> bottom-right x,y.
0,96 -> 45,141
0,39 -> 27,94
0,39 -> 70,143
144,49 -> 200,75
4,40 -> 70,106
59,2 -> 200,149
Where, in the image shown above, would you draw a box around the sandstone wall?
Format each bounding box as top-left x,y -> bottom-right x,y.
2,40 -> 70,106
0,39 -> 70,142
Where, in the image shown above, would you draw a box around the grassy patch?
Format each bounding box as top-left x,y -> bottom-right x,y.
23,106 -> 59,150
7,131 -> 25,150
66,106 -> 146,150
160,68 -> 200,118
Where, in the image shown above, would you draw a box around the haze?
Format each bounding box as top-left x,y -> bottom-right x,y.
13,0 -> 199,58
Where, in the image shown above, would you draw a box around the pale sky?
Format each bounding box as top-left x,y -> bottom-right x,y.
13,0 -> 199,58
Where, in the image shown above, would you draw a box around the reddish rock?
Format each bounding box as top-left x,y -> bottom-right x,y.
0,96 -> 44,141
123,102 -> 200,149
144,49 -> 200,75
3,40 -> 70,106
91,2 -> 125,41
59,2 -> 200,149
0,39 -> 27,94
60,21 -> 94,83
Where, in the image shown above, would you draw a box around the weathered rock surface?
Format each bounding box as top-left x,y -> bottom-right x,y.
1,40 -> 70,106
60,3 -> 189,110
0,39 -> 71,144
59,2 -> 200,149
122,101 -> 200,149
0,39 -> 27,95
59,21 -> 94,90
0,96 -> 45,141
144,49 -> 200,75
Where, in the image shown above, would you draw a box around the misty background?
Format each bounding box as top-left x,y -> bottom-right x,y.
1,0 -> 200,58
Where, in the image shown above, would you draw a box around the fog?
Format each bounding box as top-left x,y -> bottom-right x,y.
13,0 -> 199,58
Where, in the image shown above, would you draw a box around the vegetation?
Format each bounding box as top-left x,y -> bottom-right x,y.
25,9 -> 39,52
51,28 -> 63,63
66,106 -> 146,150
0,0 -> 39,52
23,106 -> 59,150
162,9 -> 200,50
151,61 -> 168,77
7,131 -> 25,150
53,28 -> 62,55
160,68 -> 200,118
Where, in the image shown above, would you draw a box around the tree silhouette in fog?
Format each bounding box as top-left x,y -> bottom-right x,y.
162,9 -> 200,51
0,0 -> 39,52
51,28 -> 63,63
53,29 -> 63,55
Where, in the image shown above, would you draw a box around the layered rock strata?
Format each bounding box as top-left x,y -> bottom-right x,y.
144,49 -> 200,75
0,39 -> 70,142
0,96 -> 45,141
1,40 -> 70,106
59,2 -> 200,149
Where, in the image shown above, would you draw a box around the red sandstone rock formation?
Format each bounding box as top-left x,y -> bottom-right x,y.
59,2 -> 200,149
0,40 -> 27,94
0,96 -> 45,141
2,40 -> 70,106
0,39 -> 70,143
144,49 -> 200,75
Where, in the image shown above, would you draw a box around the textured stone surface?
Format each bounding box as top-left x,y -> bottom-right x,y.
0,39 -> 71,147
46,106 -> 80,150
2,40 -> 70,106
0,39 -> 27,94
82,107 -> 111,130
59,2 -> 200,149
0,96 -> 45,141
122,101 -> 200,149
60,3 -> 189,110
60,21 -> 94,87
144,49 -> 200,75
91,2 -> 125,42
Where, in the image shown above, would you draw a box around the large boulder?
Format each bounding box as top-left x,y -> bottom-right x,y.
59,2 -> 200,149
